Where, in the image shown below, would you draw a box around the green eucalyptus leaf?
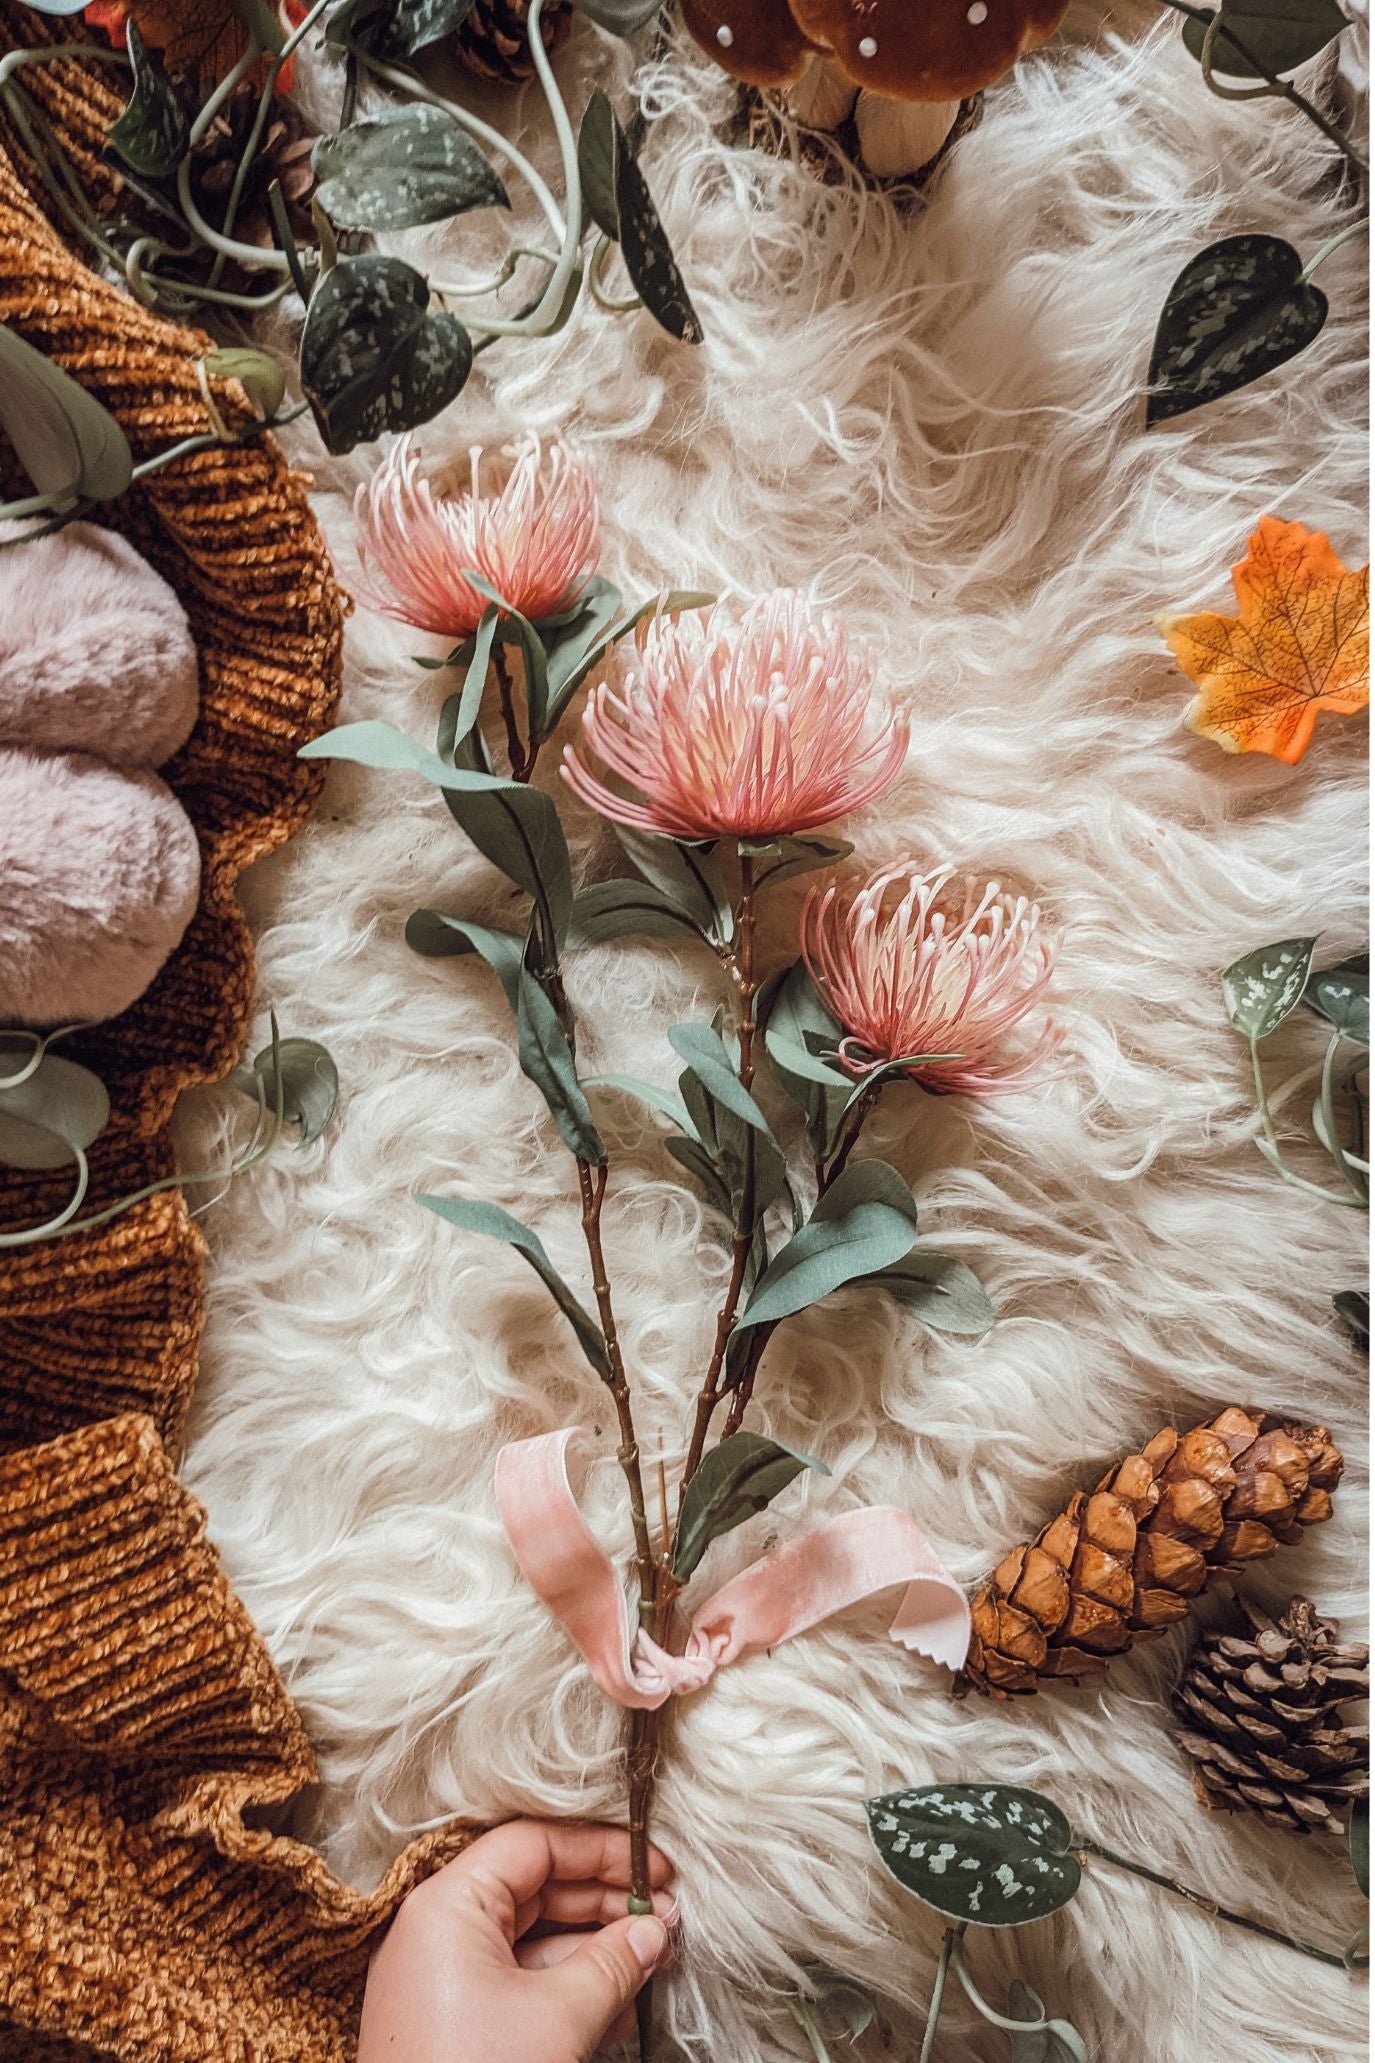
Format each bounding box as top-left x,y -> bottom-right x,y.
760,961 -> 850,1159
543,587 -> 714,728
230,1034 -> 339,1145
866,1785 -> 1081,1927
327,0 -> 475,57
1006,1983 -> 1090,2063
665,1133 -> 733,1214
573,0 -> 663,32
1147,235 -> 1327,427
868,1251 -> 995,1336
615,828 -> 732,945
0,325 -> 132,504
735,1159 -> 917,1334
203,347 -> 287,422
299,255 -> 472,455
1351,1797 -> 1369,1899
568,879 -> 709,947
1305,964 -> 1370,1046
0,1042 -> 110,1171
417,1193 -> 609,1375
314,105 -> 508,230
1182,0 -> 1348,78
107,24 -> 188,179
516,970 -> 606,1164
748,834 -> 854,892
405,911 -> 523,1012
1222,935 -> 1320,1038
446,605 -> 501,750
667,1024 -> 779,1141
584,1073 -> 701,1139
454,571 -> 551,736
673,1429 -> 829,1582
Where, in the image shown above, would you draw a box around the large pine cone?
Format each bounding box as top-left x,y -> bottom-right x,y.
957,1408 -> 1343,1697
1174,1595 -> 1368,1837
189,85 -> 316,259
453,0 -> 573,81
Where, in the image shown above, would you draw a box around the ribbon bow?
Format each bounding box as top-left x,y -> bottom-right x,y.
496,1429 -> 971,1711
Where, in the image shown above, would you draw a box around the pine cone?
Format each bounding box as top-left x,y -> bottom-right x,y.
189,86 -> 317,261
957,1408 -> 1344,1698
453,0 -> 573,82
1174,1596 -> 1369,1836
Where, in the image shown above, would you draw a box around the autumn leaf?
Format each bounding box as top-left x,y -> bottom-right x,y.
1158,515 -> 1369,765
85,2 -> 307,96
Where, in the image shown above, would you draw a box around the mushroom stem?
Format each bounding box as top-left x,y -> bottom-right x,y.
854,92 -> 961,176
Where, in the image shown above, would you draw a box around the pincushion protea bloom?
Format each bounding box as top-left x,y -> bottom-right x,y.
561,591 -> 908,840
353,436 -> 600,639
803,865 -> 1061,1096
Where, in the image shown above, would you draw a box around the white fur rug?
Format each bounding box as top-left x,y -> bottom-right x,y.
176,6 -> 1369,2057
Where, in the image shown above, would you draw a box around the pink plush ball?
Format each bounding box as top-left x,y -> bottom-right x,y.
0,522 -> 199,768
0,749 -> 201,1027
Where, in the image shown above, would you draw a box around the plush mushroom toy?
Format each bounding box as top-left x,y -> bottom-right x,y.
684,0 -> 1071,177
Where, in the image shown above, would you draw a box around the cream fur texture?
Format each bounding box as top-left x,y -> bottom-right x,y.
0,749 -> 201,1025
0,521 -> 199,767
178,7 -> 1368,2058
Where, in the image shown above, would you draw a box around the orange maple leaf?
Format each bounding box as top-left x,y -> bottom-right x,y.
1158,515 -> 1370,765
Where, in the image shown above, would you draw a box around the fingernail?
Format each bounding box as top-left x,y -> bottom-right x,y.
628,1916 -> 667,1970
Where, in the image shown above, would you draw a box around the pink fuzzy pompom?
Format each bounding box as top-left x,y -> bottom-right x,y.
0,522 -> 199,768
0,749 -> 201,1027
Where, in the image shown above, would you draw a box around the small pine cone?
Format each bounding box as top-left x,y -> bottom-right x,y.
190,86 -> 317,259
956,1408 -> 1344,1698
1174,1595 -> 1369,1837
453,0 -> 573,81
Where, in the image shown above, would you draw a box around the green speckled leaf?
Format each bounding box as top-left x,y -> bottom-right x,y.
1147,235 -> 1326,426
107,25 -> 189,178
300,255 -> 472,453
866,1785 -> 1081,1927
1221,935 -> 1319,1038
314,105 -> 508,229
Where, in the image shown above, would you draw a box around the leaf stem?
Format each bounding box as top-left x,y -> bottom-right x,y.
1078,1839 -> 1349,1968
787,1998 -> 834,2063
1249,1036 -> 1365,1206
1154,0 -> 1370,171
1302,216 -> 1371,282
918,1924 -> 964,2063
1321,1030 -> 1369,1200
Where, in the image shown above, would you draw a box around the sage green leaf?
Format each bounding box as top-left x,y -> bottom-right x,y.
762,961 -> 850,1090
301,722 -> 572,947
517,971 -> 606,1164
442,605 -> 501,751
299,255 -> 472,455
616,828 -> 732,945
0,1044 -> 109,1171
453,571 -> 551,736
568,879 -> 709,947
585,1074 -> 700,1139
746,833 -> 854,892
314,105 -> 508,231
1006,1984 -> 1090,2063
417,1193 -> 609,1374
1147,236 -> 1326,427
230,1035 -> 339,1146
574,0 -> 663,32
326,0 -> 475,57
668,1024 -> 779,1141
1222,935 -> 1320,1039
1352,1797 -> 1369,1899
1182,0 -> 1347,78
543,587 -> 714,729
0,325 -> 132,504
869,1251 -> 995,1336
107,24 -> 188,179
1305,964 -> 1370,1046
734,1160 -> 917,1334
866,1785 -> 1081,1927
673,1429 -> 829,1582
405,912 -> 523,1012
577,89 -> 621,241
203,348 -> 286,422
665,1134 -> 733,1215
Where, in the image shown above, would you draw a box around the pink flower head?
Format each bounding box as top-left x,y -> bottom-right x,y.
352,435 -> 600,638
803,865 -> 1062,1098
561,591 -> 909,841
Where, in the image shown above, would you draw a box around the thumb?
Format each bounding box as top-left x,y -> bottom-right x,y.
539,1913 -> 667,2056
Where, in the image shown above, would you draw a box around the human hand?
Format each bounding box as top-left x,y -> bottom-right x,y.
356,1820 -> 676,2063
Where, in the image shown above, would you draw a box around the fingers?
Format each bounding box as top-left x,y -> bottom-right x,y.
532,1914 -> 669,2057
538,1882 -> 678,1930
429,1821 -> 674,1925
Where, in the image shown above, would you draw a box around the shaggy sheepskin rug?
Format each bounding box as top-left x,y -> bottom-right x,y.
178,5 -> 1369,2057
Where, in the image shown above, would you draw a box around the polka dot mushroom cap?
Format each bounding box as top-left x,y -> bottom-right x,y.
684,0 -> 1072,101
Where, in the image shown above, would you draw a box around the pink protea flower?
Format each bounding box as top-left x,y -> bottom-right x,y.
803,865 -> 1061,1097
352,436 -> 600,637
561,591 -> 909,841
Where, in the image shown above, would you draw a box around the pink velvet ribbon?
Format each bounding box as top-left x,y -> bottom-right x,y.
495,1429 -> 971,1710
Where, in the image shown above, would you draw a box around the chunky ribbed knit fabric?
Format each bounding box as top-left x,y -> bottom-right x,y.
0,14 -> 474,2058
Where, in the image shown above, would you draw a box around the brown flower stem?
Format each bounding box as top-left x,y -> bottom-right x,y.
1078,1840 -> 1348,1969
493,643 -> 537,781
576,1160 -> 657,1629
820,1081 -> 882,1194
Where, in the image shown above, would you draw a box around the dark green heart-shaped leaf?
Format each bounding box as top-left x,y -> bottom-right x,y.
615,828 -> 732,945
576,89 -> 702,344
0,325 -> 132,504
1147,235 -> 1326,426
674,1429 -> 829,1582
574,0 -> 663,31
568,879 -> 710,947
868,1251 -> 994,1336
517,970 -> 606,1164
1006,1983 -> 1090,2063
327,0 -> 475,57
107,24 -> 189,178
1182,0 -> 1347,77
1352,1797 -> 1369,1898
300,255 -> 472,454
1333,1289 -> 1369,1353
866,1785 -> 1081,1927
229,1034 -> 339,1146
735,1159 -> 917,1334
1305,964 -> 1370,1046
314,105 -> 509,230
1222,935 -> 1319,1038
417,1193 -> 609,1374
0,1042 -> 109,1171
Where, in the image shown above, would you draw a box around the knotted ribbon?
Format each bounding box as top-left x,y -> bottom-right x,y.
496,1429 -> 971,1710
